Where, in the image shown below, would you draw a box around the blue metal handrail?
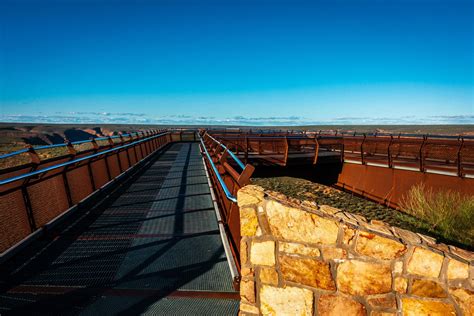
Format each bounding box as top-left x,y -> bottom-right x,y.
199,135 -> 237,203
0,131 -> 154,160
205,133 -> 246,170
0,132 -> 169,186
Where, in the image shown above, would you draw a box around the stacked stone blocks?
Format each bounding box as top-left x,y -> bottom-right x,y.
237,185 -> 473,316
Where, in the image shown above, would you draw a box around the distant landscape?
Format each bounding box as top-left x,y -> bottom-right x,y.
1,123 -> 473,155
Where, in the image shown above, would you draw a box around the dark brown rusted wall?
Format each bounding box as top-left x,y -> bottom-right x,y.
337,163 -> 474,208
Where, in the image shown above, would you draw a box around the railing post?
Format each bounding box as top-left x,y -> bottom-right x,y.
360,134 -> 366,165
313,137 -> 319,165
388,135 -> 394,168
23,145 -> 40,232
63,140 -> 76,207
457,138 -> 464,177
131,134 -> 139,163
118,134 -> 126,171
340,137 -> 345,163
245,136 -> 249,164
88,138 -> 98,190
419,136 -> 427,172
283,136 -> 289,166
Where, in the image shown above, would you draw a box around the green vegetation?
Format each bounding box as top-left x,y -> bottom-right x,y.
400,184 -> 474,247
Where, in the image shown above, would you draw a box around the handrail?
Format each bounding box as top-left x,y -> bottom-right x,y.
199,135 -> 237,203
205,133 -> 246,170
0,132 -> 170,186
207,130 -> 474,141
0,130 -> 160,160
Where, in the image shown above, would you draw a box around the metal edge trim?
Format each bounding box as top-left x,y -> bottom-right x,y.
199,147 -> 239,283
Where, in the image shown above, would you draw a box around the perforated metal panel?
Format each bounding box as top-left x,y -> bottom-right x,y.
0,190 -> 30,253
28,176 -> 70,227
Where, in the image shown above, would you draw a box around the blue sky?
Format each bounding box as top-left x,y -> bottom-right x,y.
0,0 -> 473,125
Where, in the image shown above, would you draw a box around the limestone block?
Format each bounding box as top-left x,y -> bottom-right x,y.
319,205 -> 342,215
367,294 -> 397,309
259,267 -> 279,286
393,261 -> 403,274
447,259 -> 469,280
240,303 -> 260,315
279,242 -> 320,257
241,207 -> 259,236
241,267 -> 254,278
407,247 -> 444,278
318,294 -> 367,316
394,277 -> 408,293
265,200 -> 338,244
392,227 -> 421,244
343,226 -> 356,245
280,255 -> 335,290
355,232 -> 406,260
250,240 -> 275,266
449,288 -> 474,316
238,185 -> 264,207
322,246 -> 347,260
240,279 -> 256,303
260,285 -> 313,316
411,279 -> 447,298
337,260 -> 392,295
401,298 -> 456,316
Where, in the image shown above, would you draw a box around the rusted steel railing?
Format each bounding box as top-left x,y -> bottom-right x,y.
207,131 -> 474,177
199,132 -> 255,281
0,129 -> 168,180
0,131 -> 171,256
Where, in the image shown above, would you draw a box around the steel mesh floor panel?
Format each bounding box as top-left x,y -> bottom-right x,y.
0,293 -> 38,312
163,175 -> 210,186
138,210 -> 218,234
113,235 -> 234,292
21,239 -> 131,287
79,296 -> 239,316
149,195 -> 214,212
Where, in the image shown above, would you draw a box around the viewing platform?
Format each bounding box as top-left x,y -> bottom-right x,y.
0,142 -> 239,314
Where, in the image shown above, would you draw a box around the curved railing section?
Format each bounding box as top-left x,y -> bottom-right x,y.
0,131 -> 171,257
207,130 -> 474,177
199,132 -> 255,276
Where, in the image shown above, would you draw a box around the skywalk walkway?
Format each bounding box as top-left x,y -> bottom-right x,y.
0,143 -> 239,315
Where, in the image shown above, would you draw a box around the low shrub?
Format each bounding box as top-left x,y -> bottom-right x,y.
400,183 -> 474,246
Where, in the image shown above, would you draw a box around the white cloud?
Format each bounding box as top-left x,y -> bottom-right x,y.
0,112 -> 473,125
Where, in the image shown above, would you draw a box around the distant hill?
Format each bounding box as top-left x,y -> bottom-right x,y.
0,123 -> 160,154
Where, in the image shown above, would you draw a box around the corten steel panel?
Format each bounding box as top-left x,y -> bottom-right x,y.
28,176 -> 70,227
181,133 -> 196,141
171,134 -> 181,142
136,144 -> 144,160
66,165 -> 94,204
106,154 -> 121,179
91,159 -> 110,188
337,163 -> 474,208
128,148 -> 137,165
118,151 -> 130,171
0,190 -> 30,253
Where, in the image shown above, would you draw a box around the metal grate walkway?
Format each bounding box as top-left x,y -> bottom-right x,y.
0,143 -> 239,315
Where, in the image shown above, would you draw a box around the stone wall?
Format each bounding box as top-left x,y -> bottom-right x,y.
237,185 -> 473,316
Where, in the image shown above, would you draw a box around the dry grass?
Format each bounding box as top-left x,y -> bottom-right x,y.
400,184 -> 474,246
